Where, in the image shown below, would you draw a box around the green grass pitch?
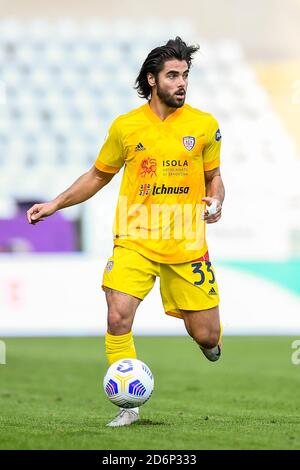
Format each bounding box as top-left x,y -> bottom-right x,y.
0,336 -> 300,450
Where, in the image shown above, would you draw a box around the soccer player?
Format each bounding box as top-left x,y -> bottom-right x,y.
27,37 -> 225,427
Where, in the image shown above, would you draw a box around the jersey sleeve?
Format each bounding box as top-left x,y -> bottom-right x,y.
203,116 -> 222,171
94,120 -> 125,174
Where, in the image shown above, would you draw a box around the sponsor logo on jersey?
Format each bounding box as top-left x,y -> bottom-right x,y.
183,136 -> 196,151
162,159 -> 189,177
138,183 -> 190,196
162,159 -> 188,167
215,129 -> 222,141
139,184 -> 151,196
152,184 -> 189,195
135,142 -> 146,152
139,157 -> 157,177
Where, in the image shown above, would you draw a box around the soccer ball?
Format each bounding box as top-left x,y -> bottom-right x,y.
103,358 -> 154,408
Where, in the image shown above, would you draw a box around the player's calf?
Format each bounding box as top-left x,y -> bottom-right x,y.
190,327 -> 220,349
190,328 -> 222,362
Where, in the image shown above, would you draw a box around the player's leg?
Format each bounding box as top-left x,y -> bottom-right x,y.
181,305 -> 222,362
101,246 -> 158,427
159,256 -> 222,362
102,246 -> 156,367
104,287 -> 142,427
104,287 -> 141,365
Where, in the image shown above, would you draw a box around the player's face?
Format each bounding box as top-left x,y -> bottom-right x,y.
156,59 -> 189,108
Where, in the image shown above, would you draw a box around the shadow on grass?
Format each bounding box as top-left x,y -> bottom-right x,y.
135,419 -> 166,426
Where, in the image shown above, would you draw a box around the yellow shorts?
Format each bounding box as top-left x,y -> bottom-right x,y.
102,245 -> 219,319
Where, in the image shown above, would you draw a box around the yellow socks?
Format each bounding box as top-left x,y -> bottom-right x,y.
105,331 -> 137,366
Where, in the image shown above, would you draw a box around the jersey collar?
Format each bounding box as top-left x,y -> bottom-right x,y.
142,102 -> 185,124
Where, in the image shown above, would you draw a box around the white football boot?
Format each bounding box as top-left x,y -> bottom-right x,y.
106,407 -> 139,427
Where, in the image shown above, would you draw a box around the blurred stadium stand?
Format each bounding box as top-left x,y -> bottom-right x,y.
0,17 -> 300,259
0,4 -> 300,336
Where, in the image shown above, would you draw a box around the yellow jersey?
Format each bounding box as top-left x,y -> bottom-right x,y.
95,103 -> 221,264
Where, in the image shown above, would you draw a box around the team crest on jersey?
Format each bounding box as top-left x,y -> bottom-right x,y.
139,157 -> 157,177
106,261 -> 114,272
183,136 -> 196,151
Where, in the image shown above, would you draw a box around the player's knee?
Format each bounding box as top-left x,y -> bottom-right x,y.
190,327 -> 220,349
107,310 -> 131,335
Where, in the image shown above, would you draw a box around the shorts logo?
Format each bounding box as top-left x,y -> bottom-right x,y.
215,129 -> 222,141
139,157 -> 157,177
106,260 -> 114,272
183,136 -> 196,151
208,287 -> 217,295
139,183 -> 151,196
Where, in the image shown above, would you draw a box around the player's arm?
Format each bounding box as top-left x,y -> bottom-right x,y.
202,166 -> 225,224
26,166 -> 114,224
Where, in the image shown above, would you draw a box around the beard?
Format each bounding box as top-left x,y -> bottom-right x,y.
156,81 -> 186,108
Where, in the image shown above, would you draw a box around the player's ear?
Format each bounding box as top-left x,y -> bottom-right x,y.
147,72 -> 156,88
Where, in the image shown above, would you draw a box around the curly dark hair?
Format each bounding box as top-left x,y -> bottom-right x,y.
134,37 -> 199,100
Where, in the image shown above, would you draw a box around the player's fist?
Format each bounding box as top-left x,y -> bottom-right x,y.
26,201 -> 57,224
202,197 -> 222,224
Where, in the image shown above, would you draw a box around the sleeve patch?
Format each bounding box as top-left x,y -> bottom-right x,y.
215,129 -> 222,141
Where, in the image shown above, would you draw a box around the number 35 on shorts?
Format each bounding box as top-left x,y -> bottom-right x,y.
191,261 -> 216,286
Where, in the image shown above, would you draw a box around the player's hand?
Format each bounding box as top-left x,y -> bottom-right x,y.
26,201 -> 58,225
202,197 -> 222,224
